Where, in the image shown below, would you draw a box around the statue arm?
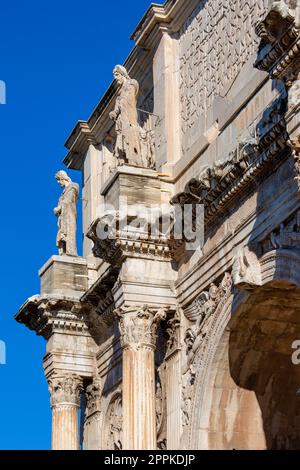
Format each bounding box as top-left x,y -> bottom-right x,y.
110,98 -> 121,121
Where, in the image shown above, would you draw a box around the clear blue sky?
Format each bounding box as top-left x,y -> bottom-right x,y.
0,0 -> 158,450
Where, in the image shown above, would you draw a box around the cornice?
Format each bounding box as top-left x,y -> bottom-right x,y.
131,0 -> 199,47
171,116 -> 291,227
63,122 -> 98,170
87,216 -> 172,266
63,0 -> 200,171
15,295 -> 89,340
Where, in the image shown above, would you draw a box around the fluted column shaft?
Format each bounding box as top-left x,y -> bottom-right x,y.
48,374 -> 83,450
116,306 -> 166,450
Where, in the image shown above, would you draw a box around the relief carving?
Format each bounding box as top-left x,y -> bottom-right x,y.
255,1 -> 300,186
181,273 -> 233,428
155,366 -> 167,450
261,209 -> 300,253
171,94 -> 289,225
165,309 -> 181,357
105,393 -> 123,450
232,247 -> 262,289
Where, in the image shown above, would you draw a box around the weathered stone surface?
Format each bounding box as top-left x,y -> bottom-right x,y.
39,255 -> 88,297
16,0 -> 300,451
54,170 -> 79,257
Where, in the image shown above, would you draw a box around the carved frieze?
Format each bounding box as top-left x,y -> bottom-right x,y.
181,272 -> 233,430
255,1 -> 299,76
48,373 -> 83,408
171,96 -> 290,228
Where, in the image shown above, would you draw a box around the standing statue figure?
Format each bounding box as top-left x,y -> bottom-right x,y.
54,170 -> 79,257
109,65 -> 143,167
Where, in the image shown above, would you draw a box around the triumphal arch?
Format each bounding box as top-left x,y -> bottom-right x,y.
16,0 -> 300,450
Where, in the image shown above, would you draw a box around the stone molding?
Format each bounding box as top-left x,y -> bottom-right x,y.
15,296 -> 89,339
171,116 -> 290,227
48,373 -> 83,408
87,215 -> 172,265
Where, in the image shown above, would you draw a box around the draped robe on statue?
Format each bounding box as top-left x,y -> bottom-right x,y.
56,183 -> 79,256
113,78 -> 142,166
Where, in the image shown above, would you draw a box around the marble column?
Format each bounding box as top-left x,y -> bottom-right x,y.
115,305 -> 167,450
48,373 -> 83,450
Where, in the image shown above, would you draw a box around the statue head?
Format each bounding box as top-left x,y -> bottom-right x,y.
55,170 -> 71,188
113,65 -> 129,85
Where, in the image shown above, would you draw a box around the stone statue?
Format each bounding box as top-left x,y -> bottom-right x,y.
54,170 -> 79,257
109,65 -> 143,167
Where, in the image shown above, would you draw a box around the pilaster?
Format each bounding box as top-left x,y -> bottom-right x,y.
115,305 -> 167,450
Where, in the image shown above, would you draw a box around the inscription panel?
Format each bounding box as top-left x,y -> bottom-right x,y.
179,0 -> 269,148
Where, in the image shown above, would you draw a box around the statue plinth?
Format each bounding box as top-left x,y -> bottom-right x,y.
100,164 -> 160,210
39,255 -> 88,298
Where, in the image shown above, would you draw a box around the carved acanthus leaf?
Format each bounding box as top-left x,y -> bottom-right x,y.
48,373 -> 83,407
85,379 -> 102,416
115,305 -> 168,348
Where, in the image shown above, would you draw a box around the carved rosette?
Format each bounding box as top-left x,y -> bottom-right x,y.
48,374 -> 83,408
115,305 -> 168,350
85,379 -> 102,417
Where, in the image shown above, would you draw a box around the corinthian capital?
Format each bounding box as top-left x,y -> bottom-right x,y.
48,373 -> 83,408
85,379 -> 102,416
115,305 -> 168,349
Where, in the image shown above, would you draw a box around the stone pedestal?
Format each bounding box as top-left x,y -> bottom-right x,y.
100,165 -> 161,210
39,255 -> 88,298
16,255 -> 96,450
48,374 -> 83,450
115,305 -> 167,450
